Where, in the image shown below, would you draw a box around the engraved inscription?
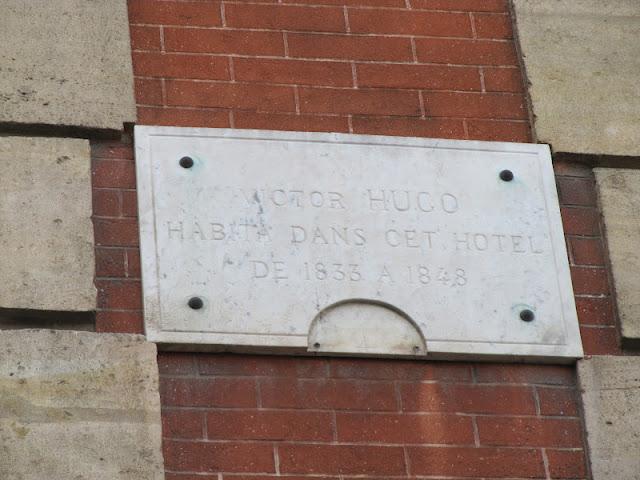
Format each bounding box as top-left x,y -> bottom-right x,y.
162,184 -> 548,289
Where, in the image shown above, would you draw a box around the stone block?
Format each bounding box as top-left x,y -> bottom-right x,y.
578,356 -> 640,479
0,0 -> 136,131
594,168 -> 640,343
0,329 -> 164,480
512,0 -> 640,156
0,136 -> 96,312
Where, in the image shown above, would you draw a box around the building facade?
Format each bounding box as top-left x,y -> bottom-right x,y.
1,1 -> 639,479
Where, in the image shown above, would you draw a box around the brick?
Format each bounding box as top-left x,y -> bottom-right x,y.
158,352 -> 197,375
94,218 -> 140,247
121,190 -> 138,218
352,116 -> 465,139
207,410 -> 333,441
132,52 -> 230,80
198,354 -> 328,377
570,266 -> 609,295
299,88 -> 421,116
162,409 -> 205,439
128,0 -> 221,27
278,444 -> 406,475
221,477 -> 338,480
557,177 -> 597,206
96,280 -> 142,310
575,296 -> 616,326
477,417 -> 582,447
260,378 -> 397,411
416,38 -> 517,65
288,33 -> 413,62
135,77 -> 163,105
483,67 -> 523,92
235,58 -> 353,87
329,358 -> 472,382
286,0 -> 404,5
95,247 -> 126,277
553,160 -> 593,177
138,106 -> 230,128
474,364 -> 575,385
93,189 -> 121,218
125,248 -> 142,278
400,383 -> 536,414
349,9 -> 472,37
167,475 -> 219,480
560,206 -> 601,236
130,25 -> 161,51
93,159 -> 136,189
423,92 -> 527,119
546,449 -> 587,479
467,119 -> 530,142
336,412 -> 474,444
234,111 -> 350,133
570,237 -> 605,266
580,326 -> 619,355
160,377 -> 257,408
474,13 -> 512,39
163,440 -> 275,473
408,446 -> 545,477
166,80 -> 296,111
95,311 -> 144,334
91,140 -> 134,161
164,28 -> 285,56
538,387 -> 579,416
225,4 -> 346,33
357,64 -> 481,91
411,0 -> 508,12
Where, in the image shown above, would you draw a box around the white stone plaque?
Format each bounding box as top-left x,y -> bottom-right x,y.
135,126 -> 582,362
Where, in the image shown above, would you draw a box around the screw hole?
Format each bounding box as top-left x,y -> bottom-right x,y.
520,309 -> 535,322
188,296 -> 203,310
499,169 -> 514,182
313,342 -> 321,348
180,156 -> 194,169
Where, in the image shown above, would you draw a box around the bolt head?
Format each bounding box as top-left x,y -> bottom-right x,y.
520,309 -> 535,322
188,296 -> 204,310
500,169 -> 514,182
180,156 -> 194,169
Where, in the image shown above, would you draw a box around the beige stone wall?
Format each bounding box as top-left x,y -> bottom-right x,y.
594,168 -> 640,344
0,137 -> 96,312
0,330 -> 164,480
513,0 -> 640,156
578,357 -> 640,479
0,0 -> 136,131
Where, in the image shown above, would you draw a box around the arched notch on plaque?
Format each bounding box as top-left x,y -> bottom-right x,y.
307,299 -> 427,357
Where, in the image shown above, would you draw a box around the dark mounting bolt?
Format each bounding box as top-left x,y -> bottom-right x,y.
313,342 -> 321,348
520,309 -> 535,322
179,156 -> 194,169
499,169 -> 514,182
188,296 -> 204,310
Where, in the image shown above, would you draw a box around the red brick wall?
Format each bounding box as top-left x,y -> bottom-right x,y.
157,354 -> 586,480
91,0 -> 623,478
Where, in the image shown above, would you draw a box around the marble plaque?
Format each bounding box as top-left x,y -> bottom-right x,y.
135,127 -> 582,361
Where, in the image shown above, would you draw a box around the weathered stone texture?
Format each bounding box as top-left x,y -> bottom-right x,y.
0,330 -> 164,480
0,136 -> 96,312
513,0 -> 640,156
578,356 -> 640,479
0,0 -> 136,131
595,168 -> 640,342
